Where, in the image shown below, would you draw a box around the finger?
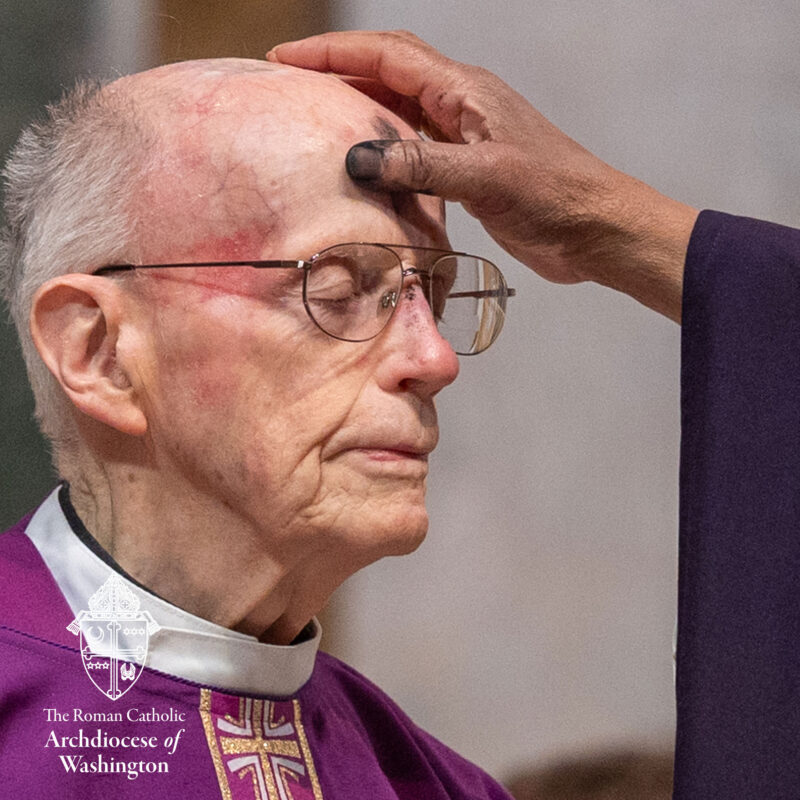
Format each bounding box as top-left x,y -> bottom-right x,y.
345,139 -> 506,204
338,77 -> 425,130
338,78 -> 450,142
268,30 -> 462,105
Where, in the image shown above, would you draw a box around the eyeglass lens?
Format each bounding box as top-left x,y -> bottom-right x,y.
303,244 -> 510,355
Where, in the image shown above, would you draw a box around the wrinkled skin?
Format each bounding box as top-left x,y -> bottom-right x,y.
269,31 -> 699,323
58,60 -> 460,643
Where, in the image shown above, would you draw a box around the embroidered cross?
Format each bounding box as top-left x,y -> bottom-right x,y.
200,690 -> 323,800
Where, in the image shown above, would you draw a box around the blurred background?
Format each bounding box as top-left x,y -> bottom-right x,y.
3,0 -> 799,791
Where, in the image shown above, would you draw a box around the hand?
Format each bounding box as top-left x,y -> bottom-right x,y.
268,31 -> 698,321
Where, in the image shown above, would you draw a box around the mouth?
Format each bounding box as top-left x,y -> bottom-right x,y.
331,440 -> 433,475
352,447 -> 429,462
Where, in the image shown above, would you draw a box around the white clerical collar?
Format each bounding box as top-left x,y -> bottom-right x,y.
24,486 -> 321,697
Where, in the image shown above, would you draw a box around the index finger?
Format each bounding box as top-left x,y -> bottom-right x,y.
267,30 -> 462,106
340,77 -> 426,130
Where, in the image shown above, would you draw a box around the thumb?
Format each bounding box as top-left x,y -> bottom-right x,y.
345,139 -> 500,202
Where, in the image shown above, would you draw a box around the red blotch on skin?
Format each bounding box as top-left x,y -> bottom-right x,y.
188,229 -> 266,262
144,227 -> 293,304
194,92 -> 220,117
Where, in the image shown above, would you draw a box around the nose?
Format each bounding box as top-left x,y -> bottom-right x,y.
374,280 -> 460,397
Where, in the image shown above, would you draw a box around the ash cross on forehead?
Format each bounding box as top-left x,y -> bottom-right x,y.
365,116 -> 426,221
372,116 -> 402,140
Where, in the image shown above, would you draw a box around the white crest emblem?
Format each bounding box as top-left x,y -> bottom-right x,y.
67,574 -> 160,700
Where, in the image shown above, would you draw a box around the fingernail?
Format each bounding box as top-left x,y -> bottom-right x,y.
346,141 -> 391,181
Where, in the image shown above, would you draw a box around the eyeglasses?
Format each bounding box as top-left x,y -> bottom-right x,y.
92,242 -> 516,355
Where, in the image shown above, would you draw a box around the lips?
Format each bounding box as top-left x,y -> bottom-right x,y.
330,438 -> 435,461
353,447 -> 429,461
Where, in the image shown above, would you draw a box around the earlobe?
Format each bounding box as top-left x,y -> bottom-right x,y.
30,274 -> 147,436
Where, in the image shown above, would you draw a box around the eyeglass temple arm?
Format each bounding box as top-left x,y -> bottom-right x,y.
447,288 -> 517,299
401,267 -> 515,300
92,260 -> 307,276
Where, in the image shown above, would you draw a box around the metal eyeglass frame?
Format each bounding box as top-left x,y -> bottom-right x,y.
91,242 -> 516,354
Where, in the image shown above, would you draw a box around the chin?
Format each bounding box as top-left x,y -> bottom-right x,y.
348,501 -> 429,563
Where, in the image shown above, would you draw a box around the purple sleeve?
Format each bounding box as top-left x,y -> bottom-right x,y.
675,210 -> 800,797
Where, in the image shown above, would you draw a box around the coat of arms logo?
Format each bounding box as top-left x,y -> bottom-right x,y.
67,574 -> 160,700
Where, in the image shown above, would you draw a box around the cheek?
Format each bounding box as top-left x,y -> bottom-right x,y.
142,299 -> 377,462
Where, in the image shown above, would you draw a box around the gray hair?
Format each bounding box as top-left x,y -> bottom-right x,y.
0,80 -> 149,454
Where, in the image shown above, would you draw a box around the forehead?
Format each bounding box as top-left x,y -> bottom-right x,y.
116,60 -> 445,263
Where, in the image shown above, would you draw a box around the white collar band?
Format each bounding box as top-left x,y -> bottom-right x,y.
24,488 -> 321,697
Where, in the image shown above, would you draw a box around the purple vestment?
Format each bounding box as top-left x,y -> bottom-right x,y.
4,209 -> 800,796
675,210 -> 800,797
0,519 -> 511,798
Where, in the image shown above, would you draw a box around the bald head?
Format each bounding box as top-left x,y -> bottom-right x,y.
103,59 -> 440,266
2,58 -> 445,456
2,56 -> 463,637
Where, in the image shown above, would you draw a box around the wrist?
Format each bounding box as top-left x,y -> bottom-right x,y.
577,173 -> 698,323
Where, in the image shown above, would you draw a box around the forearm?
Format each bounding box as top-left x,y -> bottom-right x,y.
270,31 -> 699,324
577,172 -> 699,323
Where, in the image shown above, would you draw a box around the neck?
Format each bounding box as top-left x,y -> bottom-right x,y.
65,458 -> 342,645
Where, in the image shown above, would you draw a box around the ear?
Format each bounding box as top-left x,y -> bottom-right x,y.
30,274 -> 147,436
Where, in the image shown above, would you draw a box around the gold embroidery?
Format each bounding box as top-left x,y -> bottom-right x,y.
293,700 -> 323,799
199,691 -> 324,800
199,688 -> 233,800
277,762 -> 303,795
224,696 -> 249,731
222,737 -> 301,758
237,764 -> 261,797
266,701 -> 288,732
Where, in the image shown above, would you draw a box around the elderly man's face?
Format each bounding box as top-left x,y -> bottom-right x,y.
117,61 -> 459,566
